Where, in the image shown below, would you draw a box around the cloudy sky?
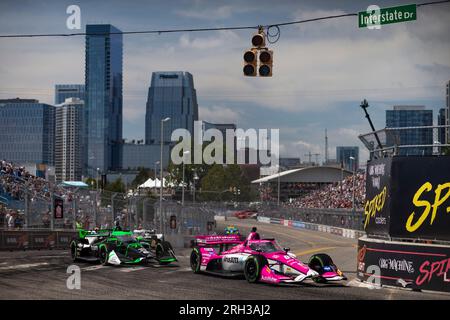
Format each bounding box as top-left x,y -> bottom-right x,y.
1,0 -> 449,166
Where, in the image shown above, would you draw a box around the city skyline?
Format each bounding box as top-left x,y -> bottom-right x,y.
0,0 -> 449,166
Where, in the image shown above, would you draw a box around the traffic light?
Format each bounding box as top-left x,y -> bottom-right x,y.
243,27 -> 273,77
258,49 -> 273,77
251,32 -> 265,48
243,48 -> 257,76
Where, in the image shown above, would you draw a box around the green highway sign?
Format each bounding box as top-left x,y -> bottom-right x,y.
358,4 -> 417,28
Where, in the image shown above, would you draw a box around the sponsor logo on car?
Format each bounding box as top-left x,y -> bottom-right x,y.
224,256 -> 239,264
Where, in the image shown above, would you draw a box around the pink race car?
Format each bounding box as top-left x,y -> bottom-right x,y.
190,227 -> 346,284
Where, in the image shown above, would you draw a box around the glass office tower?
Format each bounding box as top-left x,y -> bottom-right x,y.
145,72 -> 198,145
386,106 -> 433,156
0,99 -> 55,165
54,84 -> 85,104
85,24 -> 123,176
336,146 -> 359,171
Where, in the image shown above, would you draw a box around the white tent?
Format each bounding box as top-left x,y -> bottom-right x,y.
138,178 -> 163,189
138,177 -> 183,189
138,178 -> 154,189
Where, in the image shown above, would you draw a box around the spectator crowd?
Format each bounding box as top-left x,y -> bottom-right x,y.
285,173 -> 366,209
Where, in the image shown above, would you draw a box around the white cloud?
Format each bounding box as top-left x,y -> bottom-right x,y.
179,30 -> 240,50
175,5 -> 234,20
199,105 -> 240,124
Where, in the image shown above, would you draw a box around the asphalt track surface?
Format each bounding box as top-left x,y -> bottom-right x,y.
0,218 -> 448,300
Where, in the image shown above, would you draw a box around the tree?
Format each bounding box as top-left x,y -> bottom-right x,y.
198,164 -> 257,202
105,177 -> 126,193
84,177 -> 97,190
131,167 -> 154,189
200,164 -> 228,201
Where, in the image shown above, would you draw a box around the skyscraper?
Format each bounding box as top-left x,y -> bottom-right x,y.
54,84 -> 85,104
55,98 -> 84,182
386,105 -> 433,156
336,146 -> 359,171
85,24 -> 123,176
145,72 -> 198,145
0,98 -> 55,165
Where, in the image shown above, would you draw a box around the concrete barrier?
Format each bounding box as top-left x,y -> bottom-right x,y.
257,217 -> 271,224
258,218 -> 364,240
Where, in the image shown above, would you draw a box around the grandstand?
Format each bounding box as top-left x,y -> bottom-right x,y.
252,166 -> 365,209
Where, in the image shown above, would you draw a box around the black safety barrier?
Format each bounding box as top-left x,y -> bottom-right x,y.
357,237 -> 450,293
0,230 -> 77,250
364,156 -> 450,241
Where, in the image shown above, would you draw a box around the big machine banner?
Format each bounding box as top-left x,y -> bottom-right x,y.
357,238 -> 450,293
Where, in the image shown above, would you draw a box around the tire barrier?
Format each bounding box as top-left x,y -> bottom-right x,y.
0,230 -> 77,250
257,216 -> 365,239
357,236 -> 450,293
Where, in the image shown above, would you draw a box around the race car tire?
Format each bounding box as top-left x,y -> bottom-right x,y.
190,248 -> 201,273
156,241 -> 175,265
244,255 -> 267,283
70,240 -> 79,262
308,253 -> 334,273
99,245 -> 109,266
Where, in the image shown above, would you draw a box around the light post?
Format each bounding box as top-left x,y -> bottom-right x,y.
349,156 -> 356,210
276,165 -> 281,207
111,192 -> 118,227
96,168 -> 100,192
154,161 -> 160,195
95,167 -> 100,228
182,150 -> 190,206
160,117 -> 170,233
193,171 -> 199,204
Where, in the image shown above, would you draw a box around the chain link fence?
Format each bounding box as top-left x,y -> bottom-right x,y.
359,125 -> 450,159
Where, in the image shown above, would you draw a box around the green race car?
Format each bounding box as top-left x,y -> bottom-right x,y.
70,228 -> 177,266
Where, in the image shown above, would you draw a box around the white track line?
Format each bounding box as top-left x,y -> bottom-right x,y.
119,267 -> 148,272
81,265 -> 108,271
0,262 -> 49,270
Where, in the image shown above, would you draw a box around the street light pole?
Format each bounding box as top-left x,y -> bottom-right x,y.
349,156 -> 356,210
160,117 -> 170,234
182,151 -> 190,206
193,171 -> 198,204
277,165 -> 281,207
154,161 -> 160,196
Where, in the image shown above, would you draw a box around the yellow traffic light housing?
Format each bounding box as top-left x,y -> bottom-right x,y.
243,48 -> 257,76
243,27 -> 273,77
258,49 -> 273,77
251,33 -> 265,48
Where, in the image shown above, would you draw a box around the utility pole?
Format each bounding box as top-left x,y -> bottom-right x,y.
325,129 -> 329,165
160,117 -> 170,234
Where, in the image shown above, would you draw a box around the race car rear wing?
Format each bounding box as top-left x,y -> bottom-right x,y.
193,234 -> 242,246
